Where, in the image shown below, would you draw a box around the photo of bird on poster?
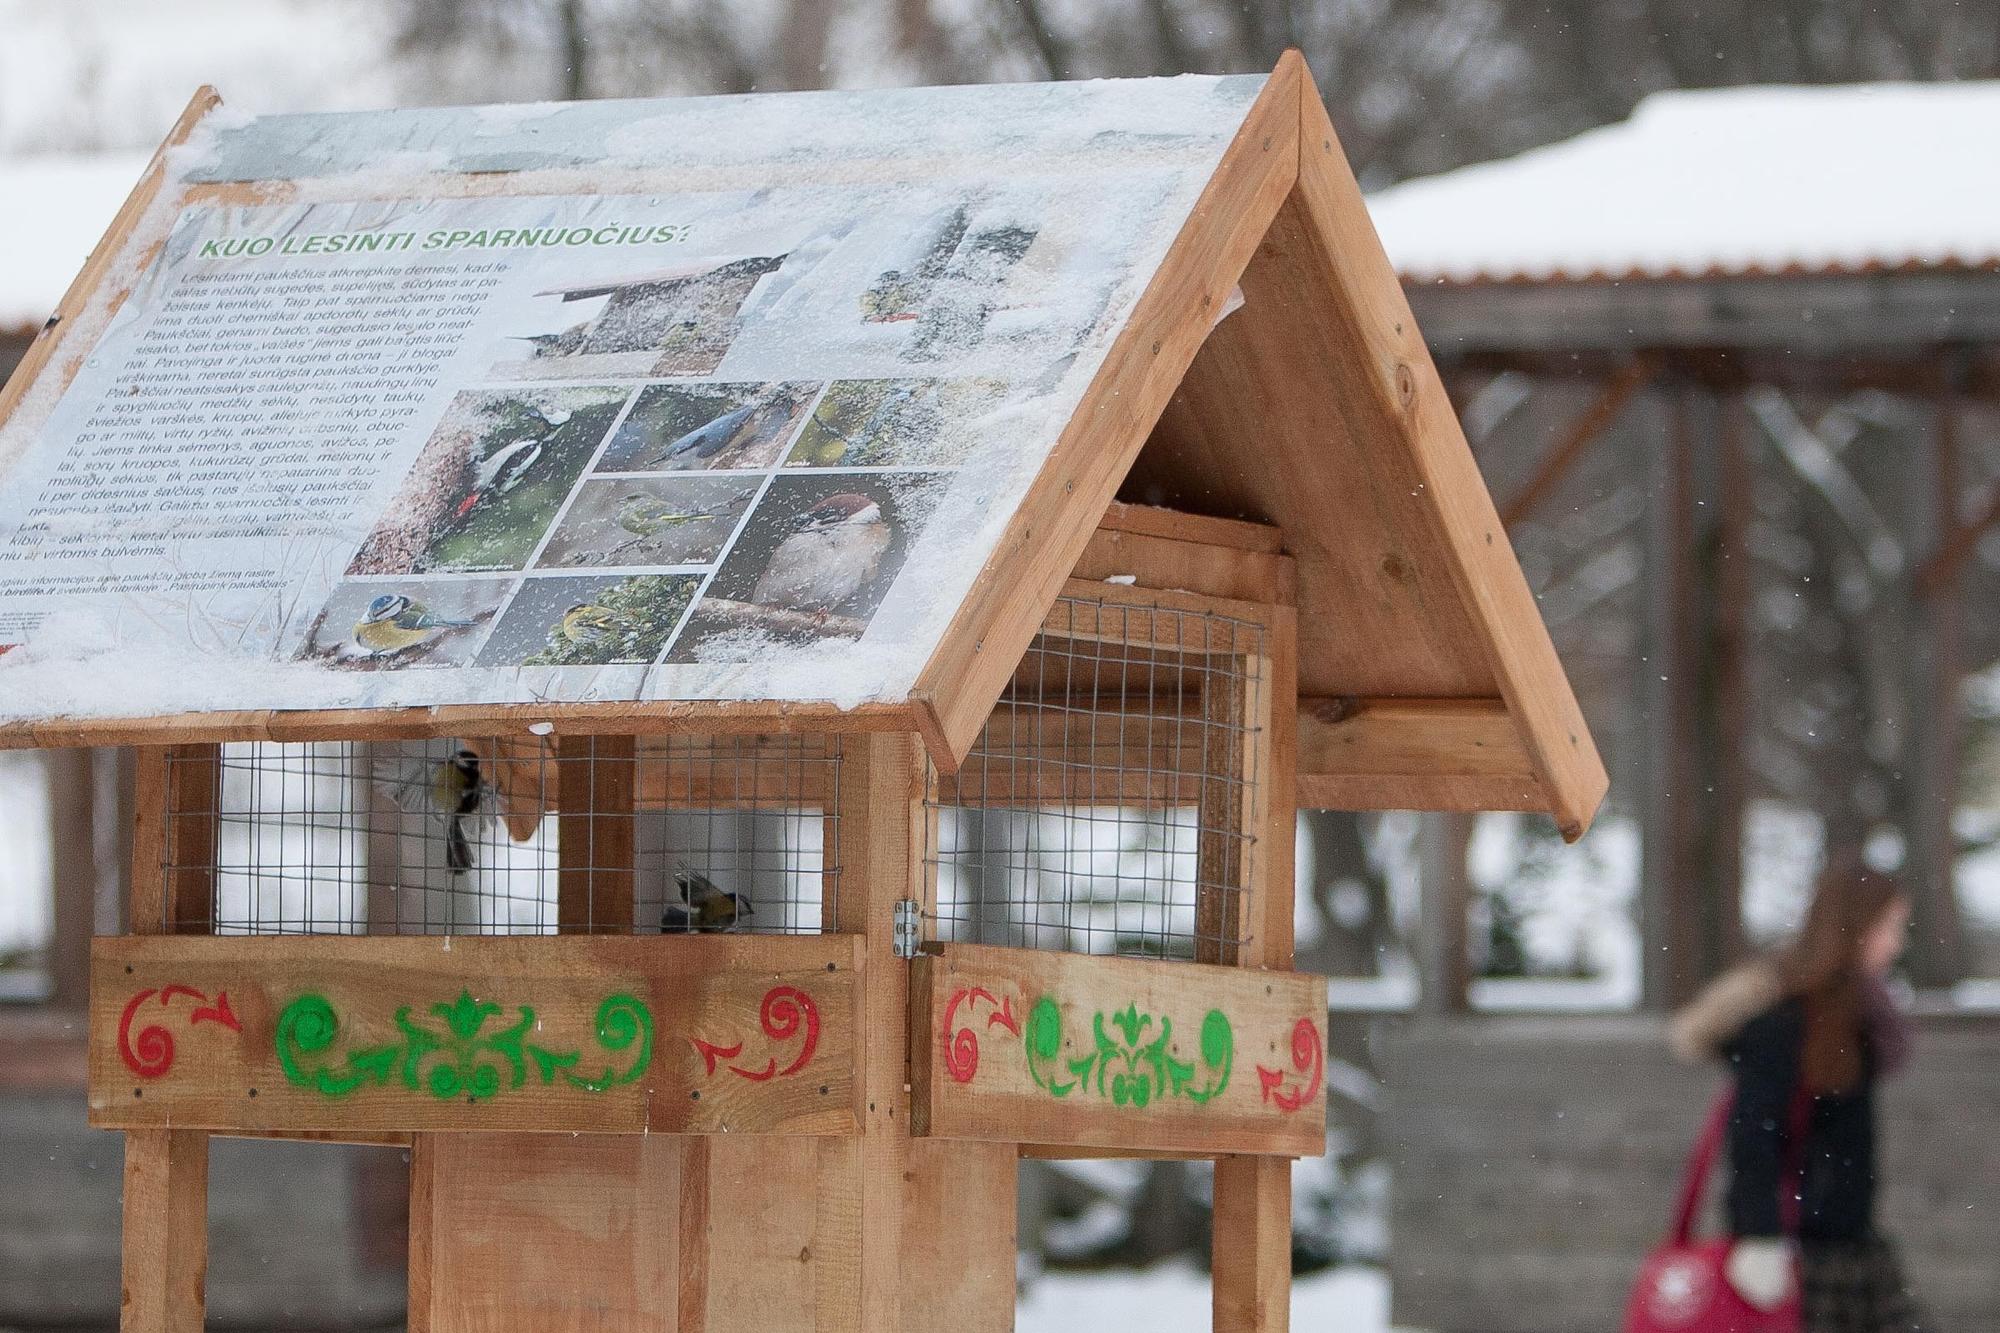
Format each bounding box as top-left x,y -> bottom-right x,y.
473,573 -> 700,668
347,385 -> 629,577
665,472 -> 945,660
596,380 -> 817,473
535,475 -> 756,570
295,578 -> 511,669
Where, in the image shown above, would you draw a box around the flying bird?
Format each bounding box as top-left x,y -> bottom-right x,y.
372,746 -> 492,876
661,866 -> 755,933
750,493 -> 890,615
432,749 -> 484,873
353,593 -> 476,656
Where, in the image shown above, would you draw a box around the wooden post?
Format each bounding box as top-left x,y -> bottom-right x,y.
1212,603 -> 1297,1333
1641,385 -> 1708,1010
557,733 -> 636,933
1907,381 -> 1970,988
1710,394 -> 1750,968
47,747 -> 95,1009
122,747 -> 210,1333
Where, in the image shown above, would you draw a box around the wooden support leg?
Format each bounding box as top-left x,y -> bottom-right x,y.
120,1128 -> 208,1333
1213,605 -> 1299,1333
1213,1155 -> 1292,1333
123,748 -> 214,1333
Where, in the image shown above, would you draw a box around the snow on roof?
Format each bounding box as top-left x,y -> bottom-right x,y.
0,154 -> 153,335
1367,81 -> 2000,284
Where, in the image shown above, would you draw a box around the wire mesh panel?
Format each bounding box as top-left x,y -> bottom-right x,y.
924,594 -> 1266,960
158,735 -> 840,936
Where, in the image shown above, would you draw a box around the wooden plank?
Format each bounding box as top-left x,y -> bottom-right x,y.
832,732 -> 927,1333
87,933 -> 861,1136
556,734 -> 636,934
909,943 -> 1327,1158
407,1133 -> 436,1333
914,58 -> 1303,763
899,1139 -> 1017,1333
1097,500 -> 1283,553
1072,526 -> 1297,605
163,744 -> 219,935
1213,1155 -> 1293,1333
0,697 -> 925,754
422,1133 -> 682,1333
0,88 -> 218,432
1044,577 -> 1278,653
118,1129 -> 208,1333
1213,599 -> 1298,1332
1295,695 -> 1548,813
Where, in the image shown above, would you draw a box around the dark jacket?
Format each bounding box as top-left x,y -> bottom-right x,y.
1722,996 -> 1877,1242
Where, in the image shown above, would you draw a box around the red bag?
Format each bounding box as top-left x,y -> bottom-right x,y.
1621,1091 -> 1803,1333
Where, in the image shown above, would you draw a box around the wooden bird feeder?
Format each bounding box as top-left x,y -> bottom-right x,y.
0,54 -> 1604,1333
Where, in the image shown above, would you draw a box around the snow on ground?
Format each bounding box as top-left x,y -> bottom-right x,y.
1368,81 -> 2000,282
1019,1264 -> 1401,1333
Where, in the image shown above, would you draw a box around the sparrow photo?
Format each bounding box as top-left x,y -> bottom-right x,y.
293,577 -> 514,668
487,254 -> 787,381
666,470 -> 945,660
595,380 -> 817,473
345,385 -> 630,577
784,376 -> 1005,469
475,572 -> 700,667
534,474 -> 757,570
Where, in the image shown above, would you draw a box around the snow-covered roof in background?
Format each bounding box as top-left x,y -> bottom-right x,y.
0,155 -> 153,334
10,79 -> 2000,335
1370,80 -> 2000,284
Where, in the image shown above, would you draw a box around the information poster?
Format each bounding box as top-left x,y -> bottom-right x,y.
0,169 -> 1200,719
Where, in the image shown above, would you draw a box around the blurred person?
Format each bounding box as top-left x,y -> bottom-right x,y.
1670,860 -> 1936,1332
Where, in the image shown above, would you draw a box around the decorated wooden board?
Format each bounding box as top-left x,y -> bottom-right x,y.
89,934 -> 858,1135
909,943 -> 1327,1157
0,73 -> 1268,748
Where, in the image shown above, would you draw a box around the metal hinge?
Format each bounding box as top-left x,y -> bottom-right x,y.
892,900 -> 920,958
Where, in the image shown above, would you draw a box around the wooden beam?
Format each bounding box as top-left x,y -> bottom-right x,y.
1296,697 -> 1546,814
914,59 -> 1302,763
1072,526 -> 1297,605
909,943 -> 1327,1158
556,733 -> 636,933
122,737 -> 212,1333
834,732 -> 945,1332
118,1129 -> 208,1333
1097,500 -> 1283,553
1497,356 -> 1654,527
88,933 -> 860,1136
1214,599 -> 1301,1333
162,745 -> 219,935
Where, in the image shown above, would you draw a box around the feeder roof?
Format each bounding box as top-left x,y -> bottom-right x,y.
0,56 -> 1604,835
